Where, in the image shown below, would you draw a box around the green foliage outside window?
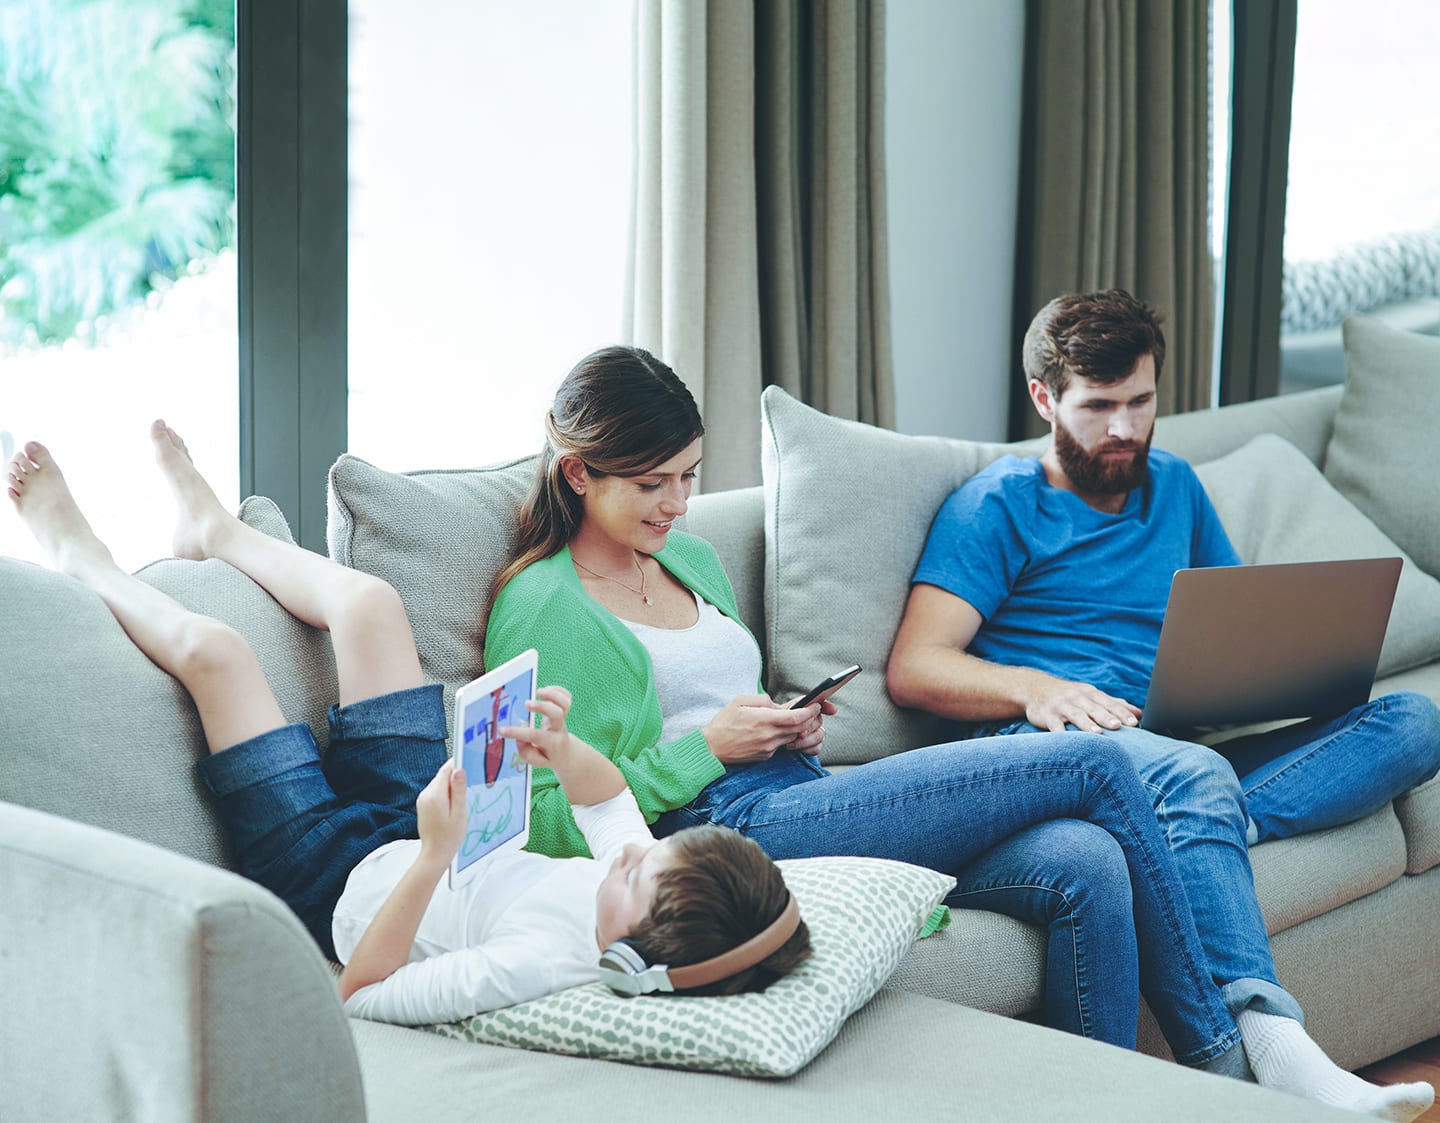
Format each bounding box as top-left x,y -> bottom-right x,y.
0,0 -> 234,350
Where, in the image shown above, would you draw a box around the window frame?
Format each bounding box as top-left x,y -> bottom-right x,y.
237,0 -> 347,553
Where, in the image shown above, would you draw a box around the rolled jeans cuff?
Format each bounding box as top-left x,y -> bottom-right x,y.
327,683 -> 446,743
198,721 -> 320,797
1222,977 -> 1304,1024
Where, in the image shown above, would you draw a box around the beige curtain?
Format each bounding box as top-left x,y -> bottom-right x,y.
1012,0 -> 1212,439
628,0 -> 894,491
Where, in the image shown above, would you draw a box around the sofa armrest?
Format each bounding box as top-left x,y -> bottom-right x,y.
0,800 -> 367,1123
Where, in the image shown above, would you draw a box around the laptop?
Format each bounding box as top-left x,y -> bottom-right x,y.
1140,558 -> 1402,732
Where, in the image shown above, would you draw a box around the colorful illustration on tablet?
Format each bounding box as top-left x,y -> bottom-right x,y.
456,667 -> 533,871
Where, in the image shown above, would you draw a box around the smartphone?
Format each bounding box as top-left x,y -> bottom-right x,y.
789,664 -> 862,709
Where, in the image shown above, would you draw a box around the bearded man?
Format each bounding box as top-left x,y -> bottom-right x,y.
887,289 -> 1440,1100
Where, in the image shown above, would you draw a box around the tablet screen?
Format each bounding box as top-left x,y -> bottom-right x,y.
453,653 -> 534,881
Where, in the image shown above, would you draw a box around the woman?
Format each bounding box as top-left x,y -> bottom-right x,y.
485,345 -> 1432,1119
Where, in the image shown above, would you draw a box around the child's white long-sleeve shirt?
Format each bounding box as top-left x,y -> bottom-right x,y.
331,788 -> 652,1025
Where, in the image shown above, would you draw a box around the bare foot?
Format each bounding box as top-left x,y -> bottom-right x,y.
151,419 -> 232,561
6,441 -> 115,579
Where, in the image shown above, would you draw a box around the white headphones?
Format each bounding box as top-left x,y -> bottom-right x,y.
597,893 -> 802,997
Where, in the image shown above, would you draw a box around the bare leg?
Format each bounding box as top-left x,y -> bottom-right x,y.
150,420 -> 423,707
7,441 -> 284,751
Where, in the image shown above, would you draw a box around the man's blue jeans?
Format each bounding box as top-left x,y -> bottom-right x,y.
653,732 -> 1241,1066
980,690 -> 1440,1020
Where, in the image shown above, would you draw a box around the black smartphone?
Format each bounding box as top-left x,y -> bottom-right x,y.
789,664 -> 862,708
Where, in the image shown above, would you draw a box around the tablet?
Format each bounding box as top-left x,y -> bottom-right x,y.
448,648 -> 537,889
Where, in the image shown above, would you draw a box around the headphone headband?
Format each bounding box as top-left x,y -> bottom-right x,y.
599,892 -> 802,996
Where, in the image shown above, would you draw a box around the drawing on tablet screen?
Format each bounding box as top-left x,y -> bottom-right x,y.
457,675 -> 530,866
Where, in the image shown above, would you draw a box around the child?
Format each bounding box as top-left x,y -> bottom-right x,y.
5,424 -> 810,1026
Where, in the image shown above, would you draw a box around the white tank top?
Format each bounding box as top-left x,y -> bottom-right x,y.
623,591 -> 761,745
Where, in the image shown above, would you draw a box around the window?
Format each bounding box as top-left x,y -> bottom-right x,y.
1278,0 -> 1440,392
0,0 -> 237,572
346,0 -> 634,473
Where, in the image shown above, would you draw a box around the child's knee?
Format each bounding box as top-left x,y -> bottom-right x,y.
332,570 -> 408,633
173,616 -> 256,682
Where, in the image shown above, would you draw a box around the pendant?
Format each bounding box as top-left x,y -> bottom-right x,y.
643,595 -> 654,606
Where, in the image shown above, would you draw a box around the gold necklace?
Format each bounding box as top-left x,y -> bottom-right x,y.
572,553 -> 653,606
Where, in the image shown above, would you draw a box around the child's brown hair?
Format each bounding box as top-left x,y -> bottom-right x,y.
626,826 -> 812,996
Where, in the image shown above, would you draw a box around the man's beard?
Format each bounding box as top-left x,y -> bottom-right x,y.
1052,419 -> 1152,495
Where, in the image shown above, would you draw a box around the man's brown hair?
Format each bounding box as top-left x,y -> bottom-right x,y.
1022,289 -> 1167,399
627,826 -> 812,997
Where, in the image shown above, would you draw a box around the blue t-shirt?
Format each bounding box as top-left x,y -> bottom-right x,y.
912,449 -> 1240,707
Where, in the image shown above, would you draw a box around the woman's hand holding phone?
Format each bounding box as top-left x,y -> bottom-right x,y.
703,695 -> 819,763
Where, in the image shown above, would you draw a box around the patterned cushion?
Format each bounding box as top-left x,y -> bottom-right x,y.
1283,227 -> 1440,334
1194,434 -> 1440,678
420,856 -> 955,1077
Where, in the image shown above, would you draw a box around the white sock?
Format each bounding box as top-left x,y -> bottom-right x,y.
1236,1010 -> 1435,1121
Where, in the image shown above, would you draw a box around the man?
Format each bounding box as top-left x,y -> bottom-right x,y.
888,289 -> 1440,1119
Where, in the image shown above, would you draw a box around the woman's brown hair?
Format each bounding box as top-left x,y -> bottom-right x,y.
494,345 -> 705,594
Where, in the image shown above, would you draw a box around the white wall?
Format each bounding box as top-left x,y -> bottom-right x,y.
885,0 -> 1025,441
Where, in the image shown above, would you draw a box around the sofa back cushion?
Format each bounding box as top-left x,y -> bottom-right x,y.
1326,315 -> 1440,579
0,498 -> 336,870
1194,434 -> 1440,679
327,453 -> 536,700
760,387 -> 1013,762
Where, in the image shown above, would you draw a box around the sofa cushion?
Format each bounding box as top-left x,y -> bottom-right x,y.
421,856 -> 954,1077
1152,384 -> 1341,468
327,454 -> 537,699
354,991 -> 1343,1123
885,907 -> 1045,1015
1325,316 -> 1440,579
0,497 -> 335,871
760,387 -> 1013,762
1395,773 -> 1440,875
1193,434 -> 1440,678
1246,806 -> 1408,935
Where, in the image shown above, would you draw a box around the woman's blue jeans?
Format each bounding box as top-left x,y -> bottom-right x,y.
653,731 -> 1240,1066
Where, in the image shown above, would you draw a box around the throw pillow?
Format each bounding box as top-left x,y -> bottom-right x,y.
1194,434 -> 1440,678
421,856 -> 955,1077
1324,315 -> 1440,579
759,386 -> 1021,764
326,453 -> 538,697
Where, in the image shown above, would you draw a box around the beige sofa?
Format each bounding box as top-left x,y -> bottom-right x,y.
3,315 -> 1434,1120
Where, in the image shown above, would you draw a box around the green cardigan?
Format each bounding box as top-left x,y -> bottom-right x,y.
485,531 -> 760,858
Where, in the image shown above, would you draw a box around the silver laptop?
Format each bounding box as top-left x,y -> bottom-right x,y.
1140,558 -> 1402,732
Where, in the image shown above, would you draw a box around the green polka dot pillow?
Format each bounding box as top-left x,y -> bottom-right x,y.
419,856 -> 955,1077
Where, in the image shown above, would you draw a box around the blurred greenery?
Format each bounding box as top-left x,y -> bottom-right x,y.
0,0 -> 234,349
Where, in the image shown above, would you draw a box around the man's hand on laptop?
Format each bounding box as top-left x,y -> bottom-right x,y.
1024,675 -> 1142,734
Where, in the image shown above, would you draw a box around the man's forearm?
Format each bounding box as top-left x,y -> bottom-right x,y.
888,643 -> 1040,723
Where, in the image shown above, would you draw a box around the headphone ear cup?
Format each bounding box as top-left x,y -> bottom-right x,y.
597,938 -> 674,996
598,938 -> 648,976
